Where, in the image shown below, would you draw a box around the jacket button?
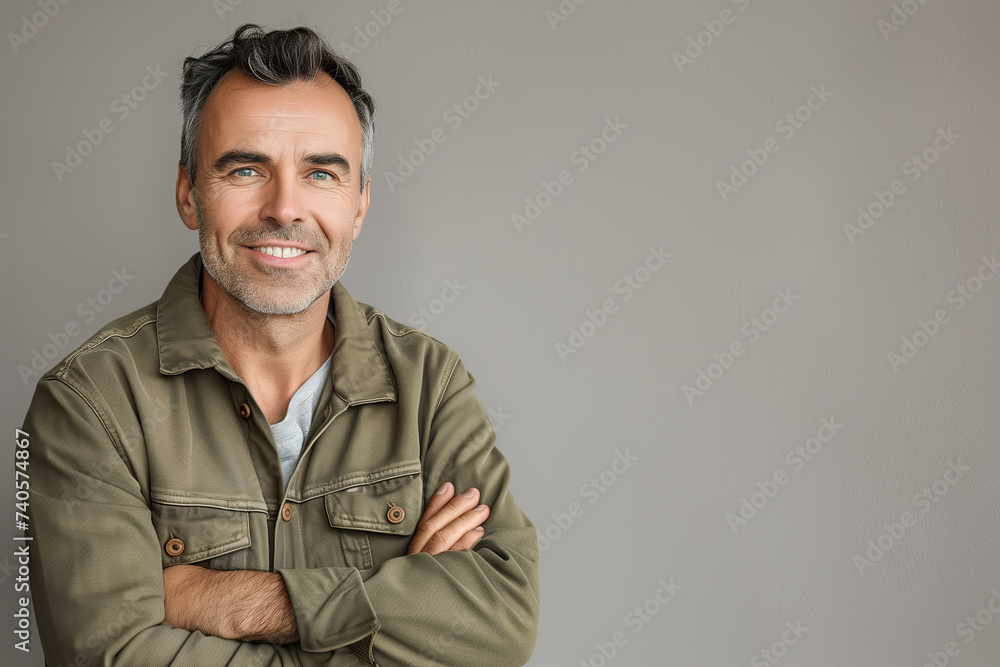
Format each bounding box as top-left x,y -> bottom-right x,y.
386,505 -> 405,524
281,503 -> 292,521
165,538 -> 185,556
238,403 -> 252,419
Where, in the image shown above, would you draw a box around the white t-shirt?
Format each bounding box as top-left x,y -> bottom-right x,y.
269,315 -> 334,490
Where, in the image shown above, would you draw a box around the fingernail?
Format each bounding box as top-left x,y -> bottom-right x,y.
473,526 -> 485,532
435,482 -> 450,495
461,488 -> 477,498
474,504 -> 487,511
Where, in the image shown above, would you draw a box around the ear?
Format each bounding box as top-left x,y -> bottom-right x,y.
176,162 -> 199,230
352,177 -> 371,240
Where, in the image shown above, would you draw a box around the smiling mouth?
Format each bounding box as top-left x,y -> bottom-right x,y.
252,246 -> 309,258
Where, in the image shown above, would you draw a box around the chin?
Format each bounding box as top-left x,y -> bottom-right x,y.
239,290 -> 328,316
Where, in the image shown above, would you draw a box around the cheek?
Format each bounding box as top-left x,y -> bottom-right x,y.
203,190 -> 255,232
312,187 -> 358,211
311,192 -> 362,227
315,218 -> 358,245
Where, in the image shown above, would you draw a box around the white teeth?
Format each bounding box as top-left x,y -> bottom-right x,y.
255,246 -> 306,258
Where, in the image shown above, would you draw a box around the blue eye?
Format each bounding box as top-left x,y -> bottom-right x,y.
310,171 -> 334,181
234,167 -> 257,178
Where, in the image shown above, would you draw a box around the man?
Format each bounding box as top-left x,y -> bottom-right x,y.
23,24 -> 539,666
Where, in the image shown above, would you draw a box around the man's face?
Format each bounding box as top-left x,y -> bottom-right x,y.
177,70 -> 370,315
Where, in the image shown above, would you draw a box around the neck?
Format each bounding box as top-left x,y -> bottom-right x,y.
200,270 -> 334,424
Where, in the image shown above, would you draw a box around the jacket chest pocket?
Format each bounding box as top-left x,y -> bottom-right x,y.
150,494 -> 258,570
323,467 -> 424,569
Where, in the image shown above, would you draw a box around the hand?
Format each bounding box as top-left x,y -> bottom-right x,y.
407,482 -> 491,555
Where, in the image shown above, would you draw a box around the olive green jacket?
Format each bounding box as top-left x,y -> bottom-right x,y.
23,254 -> 539,666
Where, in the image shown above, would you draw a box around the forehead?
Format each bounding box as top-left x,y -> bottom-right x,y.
199,70 -> 361,157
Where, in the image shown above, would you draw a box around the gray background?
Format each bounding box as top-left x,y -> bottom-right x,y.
2,1 -> 999,665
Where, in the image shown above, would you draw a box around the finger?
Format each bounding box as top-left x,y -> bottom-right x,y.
407,483 -> 468,554
407,482 -> 456,553
408,483 -> 459,554
449,526 -> 486,552
407,488 -> 482,555
407,487 -> 479,554
418,481 -> 455,523
416,503 -> 491,556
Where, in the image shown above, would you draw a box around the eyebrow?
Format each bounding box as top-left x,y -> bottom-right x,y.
212,150 -> 353,177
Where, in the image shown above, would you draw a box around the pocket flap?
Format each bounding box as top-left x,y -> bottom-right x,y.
151,500 -> 252,565
325,472 -> 423,536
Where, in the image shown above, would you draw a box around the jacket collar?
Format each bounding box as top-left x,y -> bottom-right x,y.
156,253 -> 395,404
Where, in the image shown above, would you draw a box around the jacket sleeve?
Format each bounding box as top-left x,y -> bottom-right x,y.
23,377 -> 353,667
277,357 -> 541,667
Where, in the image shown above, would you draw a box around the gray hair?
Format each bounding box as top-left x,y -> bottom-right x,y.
179,23 -> 376,192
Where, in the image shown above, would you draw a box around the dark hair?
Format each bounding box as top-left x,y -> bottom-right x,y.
179,23 -> 375,191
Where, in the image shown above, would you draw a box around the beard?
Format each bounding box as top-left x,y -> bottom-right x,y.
194,196 -> 354,316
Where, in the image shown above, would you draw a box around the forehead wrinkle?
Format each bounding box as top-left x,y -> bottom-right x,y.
234,108 -> 358,138
207,72 -> 360,131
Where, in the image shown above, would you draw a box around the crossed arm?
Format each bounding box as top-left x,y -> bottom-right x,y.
162,482 -> 491,643
27,357 -> 538,665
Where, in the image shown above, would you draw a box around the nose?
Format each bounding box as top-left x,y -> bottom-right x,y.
258,171 -> 307,226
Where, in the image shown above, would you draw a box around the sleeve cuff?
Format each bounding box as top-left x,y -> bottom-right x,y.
277,566 -> 380,654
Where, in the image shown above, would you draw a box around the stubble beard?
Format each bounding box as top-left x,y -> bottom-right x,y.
194,195 -> 353,316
